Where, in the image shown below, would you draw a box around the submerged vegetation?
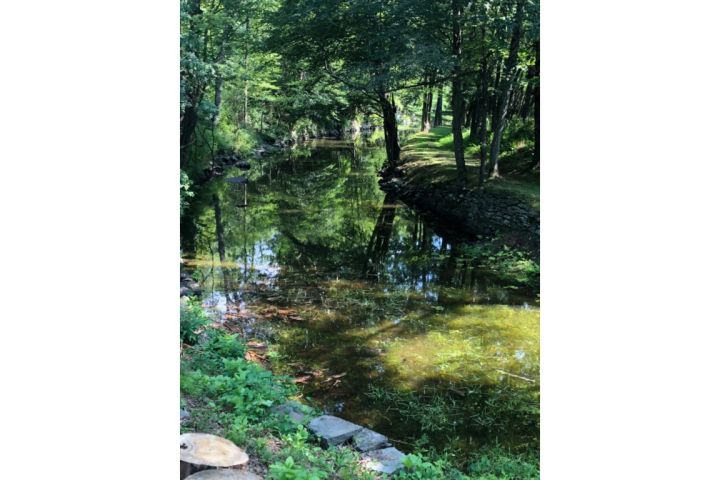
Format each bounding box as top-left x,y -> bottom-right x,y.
180,139 -> 539,476
181,302 -> 538,478
180,0 -> 540,476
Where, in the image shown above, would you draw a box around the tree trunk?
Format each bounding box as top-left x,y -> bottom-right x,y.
242,15 -> 250,125
420,87 -> 428,130
379,93 -> 401,167
532,40 -> 540,168
433,87 -> 443,126
180,93 -> 201,169
213,194 -> 226,262
451,0 -> 466,183
364,195 -> 398,278
424,89 -> 433,131
489,0 -> 526,178
180,0 -> 204,168
469,86 -> 481,141
180,433 -> 249,480
476,54 -> 490,188
213,77 -> 223,124
490,61 -> 503,130
212,27 -> 231,125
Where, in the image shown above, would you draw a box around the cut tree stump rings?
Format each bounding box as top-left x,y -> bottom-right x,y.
180,433 -> 249,479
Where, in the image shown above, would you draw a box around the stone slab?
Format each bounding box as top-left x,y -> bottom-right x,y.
272,401 -> 307,424
308,415 -> 363,446
352,427 -> 390,452
360,447 -> 406,475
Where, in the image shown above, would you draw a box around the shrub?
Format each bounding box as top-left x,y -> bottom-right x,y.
180,299 -> 210,345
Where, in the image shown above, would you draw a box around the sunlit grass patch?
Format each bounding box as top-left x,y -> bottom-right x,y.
399,126 -> 539,211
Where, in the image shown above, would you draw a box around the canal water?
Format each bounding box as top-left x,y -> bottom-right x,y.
181,136 -> 539,457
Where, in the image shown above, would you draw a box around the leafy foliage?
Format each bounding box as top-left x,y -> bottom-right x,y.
395,449 -> 539,480
180,298 -> 210,344
181,324 -> 374,479
180,170 -> 195,216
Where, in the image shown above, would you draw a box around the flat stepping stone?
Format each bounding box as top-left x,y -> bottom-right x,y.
186,470 -> 261,480
308,415 -> 363,447
352,428 -> 390,452
360,447 -> 406,475
272,401 -> 307,423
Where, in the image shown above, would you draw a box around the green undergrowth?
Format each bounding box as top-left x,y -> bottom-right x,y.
400,126 -> 539,210
180,301 -> 538,479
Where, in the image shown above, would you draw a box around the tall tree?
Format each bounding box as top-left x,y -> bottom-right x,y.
489,0 -> 526,178
450,0 -> 466,182
532,40 -> 539,168
270,0 -> 442,167
433,85 -> 443,126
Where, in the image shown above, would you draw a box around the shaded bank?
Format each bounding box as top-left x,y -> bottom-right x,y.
380,126 -> 539,252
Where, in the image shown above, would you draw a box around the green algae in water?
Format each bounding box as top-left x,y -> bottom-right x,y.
384,305 -> 539,390
182,138 -> 540,459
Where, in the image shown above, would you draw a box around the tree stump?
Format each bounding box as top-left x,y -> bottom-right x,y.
180,433 -> 249,479
186,469 -> 261,480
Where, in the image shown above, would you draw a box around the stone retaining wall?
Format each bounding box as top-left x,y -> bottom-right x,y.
379,172 -> 539,251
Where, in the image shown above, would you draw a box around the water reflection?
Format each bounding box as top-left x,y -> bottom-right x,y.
181,138 -> 540,454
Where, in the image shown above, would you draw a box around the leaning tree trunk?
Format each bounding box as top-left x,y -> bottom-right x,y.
476,55 -> 490,189
379,93 -> 401,167
489,0 -> 526,178
180,433 -> 249,479
450,0 -> 466,183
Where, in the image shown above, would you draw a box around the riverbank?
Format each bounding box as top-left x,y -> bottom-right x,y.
380,126 -> 539,252
180,299 -> 539,479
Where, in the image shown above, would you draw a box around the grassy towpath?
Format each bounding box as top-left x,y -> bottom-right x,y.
398,126 -> 539,211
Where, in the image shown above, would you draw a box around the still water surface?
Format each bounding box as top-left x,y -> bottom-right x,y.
182,138 -> 539,455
